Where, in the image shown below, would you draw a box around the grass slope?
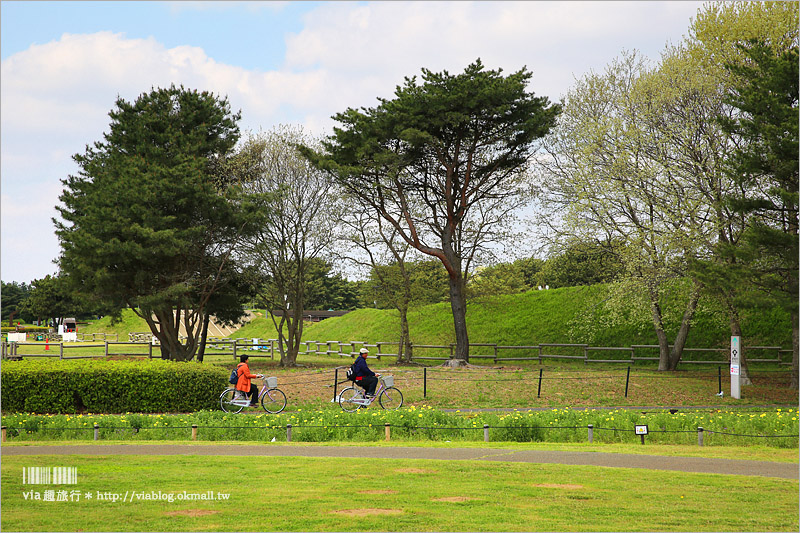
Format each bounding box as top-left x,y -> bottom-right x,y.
302,285 -> 792,350
78,285 -> 793,350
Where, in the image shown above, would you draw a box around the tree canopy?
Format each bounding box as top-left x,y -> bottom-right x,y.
303,59 -> 560,363
235,126 -> 340,367
719,40 -> 799,386
55,85 -> 256,360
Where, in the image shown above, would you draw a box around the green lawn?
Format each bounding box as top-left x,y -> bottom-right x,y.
3,440 -> 798,462
2,454 -> 797,532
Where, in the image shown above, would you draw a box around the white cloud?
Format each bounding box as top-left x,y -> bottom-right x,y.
0,1 -> 705,282
285,1 -> 703,102
166,1 -> 290,15
0,29 -> 342,281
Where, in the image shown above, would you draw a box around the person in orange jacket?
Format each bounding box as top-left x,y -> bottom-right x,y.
236,355 -> 263,407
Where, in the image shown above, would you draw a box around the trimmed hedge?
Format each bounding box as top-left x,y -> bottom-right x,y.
2,326 -> 50,333
1,359 -> 229,414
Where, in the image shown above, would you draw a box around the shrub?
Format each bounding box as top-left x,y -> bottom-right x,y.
2,326 -> 50,335
0,359 -> 228,414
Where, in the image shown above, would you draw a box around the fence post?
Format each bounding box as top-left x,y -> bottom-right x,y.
287,424 -> 292,442
697,427 -> 704,447
191,424 -> 198,441
584,345 -> 588,365
93,423 -> 100,441
148,341 -> 153,359
104,341 -> 109,358
423,367 -> 427,398
625,366 -> 631,398
588,424 -> 593,443
233,340 -> 238,361
385,423 -> 391,442
1,426 -> 6,442
493,344 -> 498,364
718,366 -> 722,395
60,342 -> 64,360
333,368 -> 339,402
538,345 -> 542,364
483,424 -> 490,442
537,368 -> 543,398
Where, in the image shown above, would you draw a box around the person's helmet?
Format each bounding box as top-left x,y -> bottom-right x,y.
359,348 -> 369,354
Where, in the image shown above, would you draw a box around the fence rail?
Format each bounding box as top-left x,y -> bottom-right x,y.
1,337 -> 791,366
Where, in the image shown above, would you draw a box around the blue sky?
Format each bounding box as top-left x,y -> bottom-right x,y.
1,1 -> 324,68
1,1 -> 706,283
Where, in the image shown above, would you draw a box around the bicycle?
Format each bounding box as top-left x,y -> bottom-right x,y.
219,376 -> 287,414
338,374 -> 403,412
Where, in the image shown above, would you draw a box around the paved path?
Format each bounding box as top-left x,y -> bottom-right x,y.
3,445 -> 797,480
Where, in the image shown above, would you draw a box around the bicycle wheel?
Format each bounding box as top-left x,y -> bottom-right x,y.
219,389 -> 244,414
379,387 -> 403,410
261,388 -> 287,414
338,387 -> 364,413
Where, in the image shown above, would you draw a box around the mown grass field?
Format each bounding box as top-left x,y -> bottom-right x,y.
3,288 -> 797,532
1,454 -> 798,532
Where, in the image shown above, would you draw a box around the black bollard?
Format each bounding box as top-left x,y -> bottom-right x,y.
625,366 -> 631,398
537,368 -> 543,398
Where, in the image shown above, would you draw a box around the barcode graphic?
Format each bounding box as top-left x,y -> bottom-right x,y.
22,467 -> 77,485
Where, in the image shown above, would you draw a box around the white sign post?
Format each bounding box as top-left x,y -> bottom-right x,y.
730,335 -> 741,400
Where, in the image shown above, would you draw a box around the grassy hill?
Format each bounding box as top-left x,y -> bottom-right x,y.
239,284 -> 792,350
79,285 -> 793,350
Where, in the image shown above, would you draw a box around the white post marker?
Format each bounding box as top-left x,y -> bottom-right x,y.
730,335 -> 741,400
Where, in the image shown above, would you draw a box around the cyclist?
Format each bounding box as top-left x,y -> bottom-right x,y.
235,355 -> 263,407
352,347 -> 379,398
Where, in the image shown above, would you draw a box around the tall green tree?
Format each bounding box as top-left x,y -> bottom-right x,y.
1,281 -> 31,324
303,258 -> 360,311
537,51 -> 711,371
719,41 -> 799,387
679,0 -> 799,383
235,126 -> 340,367
467,262 -> 528,299
538,239 -> 625,289
335,207 -> 419,362
55,85 -> 255,361
21,275 -> 85,330
303,59 -> 560,365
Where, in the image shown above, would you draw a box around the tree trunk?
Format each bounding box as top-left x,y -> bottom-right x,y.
396,304 -> 413,364
666,284 -> 702,371
146,308 -> 197,361
648,289 -> 671,371
397,267 -> 413,364
277,305 -> 303,368
445,270 -> 470,367
792,310 -> 798,390
197,312 -> 211,363
286,305 -> 304,367
270,311 -> 289,366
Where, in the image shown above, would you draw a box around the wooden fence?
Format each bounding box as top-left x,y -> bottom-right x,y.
1,337 -> 791,366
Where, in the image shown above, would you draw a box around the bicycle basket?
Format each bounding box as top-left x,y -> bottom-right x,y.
266,376 -> 278,388
382,375 -> 394,388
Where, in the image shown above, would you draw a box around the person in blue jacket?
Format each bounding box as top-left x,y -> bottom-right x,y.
352,347 -> 379,397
